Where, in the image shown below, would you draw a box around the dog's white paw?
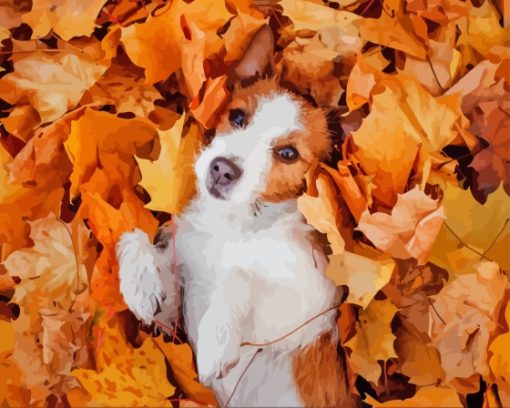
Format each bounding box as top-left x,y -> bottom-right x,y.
196,316 -> 240,385
117,229 -> 167,325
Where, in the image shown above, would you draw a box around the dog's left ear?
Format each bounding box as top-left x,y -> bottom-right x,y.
233,25 -> 275,84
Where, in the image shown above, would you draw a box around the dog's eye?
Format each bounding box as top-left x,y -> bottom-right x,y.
275,146 -> 299,162
228,109 -> 246,128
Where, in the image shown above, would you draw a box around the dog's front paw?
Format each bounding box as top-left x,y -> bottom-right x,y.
196,317 -> 240,386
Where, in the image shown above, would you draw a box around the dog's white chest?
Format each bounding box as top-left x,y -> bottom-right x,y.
174,200 -> 339,405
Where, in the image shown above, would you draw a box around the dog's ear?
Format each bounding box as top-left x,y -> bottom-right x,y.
233,25 -> 275,84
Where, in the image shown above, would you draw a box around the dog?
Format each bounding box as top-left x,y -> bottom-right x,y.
117,25 -> 357,407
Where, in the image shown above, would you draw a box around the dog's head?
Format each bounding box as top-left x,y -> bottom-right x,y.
195,26 -> 330,210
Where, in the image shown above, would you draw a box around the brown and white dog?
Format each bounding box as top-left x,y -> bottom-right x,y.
117,26 -> 357,407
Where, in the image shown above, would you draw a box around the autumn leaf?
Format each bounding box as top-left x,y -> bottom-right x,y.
136,114 -> 205,214
0,0 -> 508,406
429,183 -> 510,273
154,336 -> 217,406
0,50 -> 107,123
73,334 -> 175,406
298,167 -> 346,254
345,298 -> 398,384
64,108 -> 158,197
357,187 -> 445,265
327,250 -> 394,308
428,261 -> 509,383
121,0 -> 231,83
22,0 -> 108,40
489,301 -> 510,382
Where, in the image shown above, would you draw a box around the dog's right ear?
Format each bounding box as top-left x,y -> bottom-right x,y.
233,25 -> 275,85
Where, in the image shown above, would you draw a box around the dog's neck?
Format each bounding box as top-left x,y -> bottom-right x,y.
183,194 -> 307,233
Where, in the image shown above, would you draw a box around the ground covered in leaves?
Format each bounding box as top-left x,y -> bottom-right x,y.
0,0 -> 509,406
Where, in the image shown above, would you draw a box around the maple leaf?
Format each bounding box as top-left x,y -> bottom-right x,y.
72,320 -> 175,407
21,0 -> 108,40
469,101 -> 510,201
83,63 -> 162,118
136,114 -> 205,214
297,167 -> 347,254
327,251 -> 394,308
350,75 -> 466,205
345,298 -> 398,384
489,301 -> 510,383
429,183 -> 510,273
78,191 -> 158,311
64,108 -> 158,197
0,50 -> 107,123
428,261 -> 509,385
154,336 -> 217,406
121,0 -> 231,83
357,187 -> 445,265
1,214 -> 93,402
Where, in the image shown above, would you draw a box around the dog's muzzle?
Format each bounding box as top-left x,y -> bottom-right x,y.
206,157 -> 242,199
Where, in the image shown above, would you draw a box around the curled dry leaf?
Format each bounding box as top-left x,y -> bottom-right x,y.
357,187 -> 445,265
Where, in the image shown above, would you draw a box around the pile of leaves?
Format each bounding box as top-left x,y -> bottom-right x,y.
0,0 -> 508,406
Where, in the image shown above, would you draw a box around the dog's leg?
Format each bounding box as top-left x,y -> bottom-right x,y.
196,273 -> 250,386
116,226 -> 180,327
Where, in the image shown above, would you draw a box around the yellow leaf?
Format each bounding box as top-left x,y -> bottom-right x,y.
457,0 -> 508,65
345,298 -> 398,384
297,169 -> 346,253
429,183 -> 510,273
136,115 -> 205,214
326,251 -> 394,308
73,336 -> 175,407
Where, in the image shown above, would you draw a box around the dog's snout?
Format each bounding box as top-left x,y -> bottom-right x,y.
207,157 -> 242,199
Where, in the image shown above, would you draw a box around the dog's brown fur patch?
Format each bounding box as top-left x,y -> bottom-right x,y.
292,331 -> 354,408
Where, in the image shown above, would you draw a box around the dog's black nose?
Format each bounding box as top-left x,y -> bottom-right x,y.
207,157 -> 242,198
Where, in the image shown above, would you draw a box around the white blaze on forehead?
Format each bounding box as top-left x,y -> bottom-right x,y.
251,92 -> 302,143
